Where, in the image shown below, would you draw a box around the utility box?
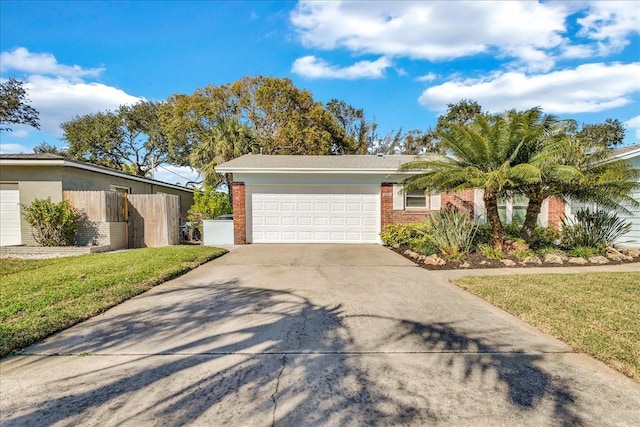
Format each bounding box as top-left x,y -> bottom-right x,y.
203,217 -> 234,246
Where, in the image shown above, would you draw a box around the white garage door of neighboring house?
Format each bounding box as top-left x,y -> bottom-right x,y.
0,184 -> 22,246
248,185 -> 380,243
616,189 -> 640,248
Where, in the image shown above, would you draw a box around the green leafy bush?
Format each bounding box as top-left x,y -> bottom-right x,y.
561,209 -> 630,249
504,222 -> 522,239
189,186 -> 232,220
184,186 -> 233,241
511,249 -> 537,261
570,246 -> 604,258
380,222 -> 429,246
478,243 -> 504,259
530,226 -> 560,249
472,223 -> 494,249
23,198 -> 81,246
426,209 -> 477,256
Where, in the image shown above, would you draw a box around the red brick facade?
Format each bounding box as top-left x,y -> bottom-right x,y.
232,182 -> 247,245
547,196 -> 566,229
380,184 -> 476,232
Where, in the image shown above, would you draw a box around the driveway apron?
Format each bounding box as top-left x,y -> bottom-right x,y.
1,244 -> 639,426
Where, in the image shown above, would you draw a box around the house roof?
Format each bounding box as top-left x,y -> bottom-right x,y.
0,154 -> 193,193
612,144 -> 640,161
215,154 -> 438,174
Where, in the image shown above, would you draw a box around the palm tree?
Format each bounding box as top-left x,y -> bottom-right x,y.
518,135 -> 639,241
401,110 -> 543,250
190,118 -> 255,199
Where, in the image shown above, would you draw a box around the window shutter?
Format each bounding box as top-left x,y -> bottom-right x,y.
392,184 -> 404,210
430,192 -> 441,211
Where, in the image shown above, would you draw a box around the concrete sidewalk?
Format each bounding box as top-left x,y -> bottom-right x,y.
1,245 -> 639,426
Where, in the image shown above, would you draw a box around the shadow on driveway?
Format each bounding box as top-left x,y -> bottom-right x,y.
0,279 -> 588,426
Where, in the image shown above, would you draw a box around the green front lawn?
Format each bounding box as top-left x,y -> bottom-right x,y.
455,272 -> 640,382
0,246 -> 227,358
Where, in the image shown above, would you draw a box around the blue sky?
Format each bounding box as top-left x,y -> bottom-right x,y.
1,0 -> 639,185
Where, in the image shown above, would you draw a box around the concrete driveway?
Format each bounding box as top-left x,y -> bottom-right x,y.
1,244 -> 639,426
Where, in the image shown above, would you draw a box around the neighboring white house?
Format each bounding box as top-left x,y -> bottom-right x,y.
563,144 -> 640,249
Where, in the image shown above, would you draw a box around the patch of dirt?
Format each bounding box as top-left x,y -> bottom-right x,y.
389,245 -> 640,271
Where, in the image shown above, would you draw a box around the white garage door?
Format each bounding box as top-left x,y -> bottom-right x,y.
0,184 -> 22,246
249,185 -> 379,243
616,189 -> 640,248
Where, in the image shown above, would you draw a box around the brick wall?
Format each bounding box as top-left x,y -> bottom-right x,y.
548,197 -> 566,229
232,182 -> 246,245
441,189 -> 475,216
381,184 -> 476,232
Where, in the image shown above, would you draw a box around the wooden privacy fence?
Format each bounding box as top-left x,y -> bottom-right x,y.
63,191 -> 181,248
127,194 -> 180,248
63,190 -> 125,222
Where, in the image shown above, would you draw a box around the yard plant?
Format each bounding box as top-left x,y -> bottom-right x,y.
23,198 -> 81,246
456,272 -> 640,382
0,246 -> 226,357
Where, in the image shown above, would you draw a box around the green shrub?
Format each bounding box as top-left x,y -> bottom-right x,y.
426,209 -> 477,256
184,186 -> 233,242
504,222 -> 522,239
530,226 -> 560,249
478,244 -> 504,259
23,198 -> 81,246
511,249 -> 537,261
380,222 -> 429,246
560,209 -> 631,249
472,223 -> 494,249
189,186 -> 232,220
570,246 -> 604,258
407,239 -> 438,256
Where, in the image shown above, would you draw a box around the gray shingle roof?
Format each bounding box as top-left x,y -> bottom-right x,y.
216,154 -> 439,172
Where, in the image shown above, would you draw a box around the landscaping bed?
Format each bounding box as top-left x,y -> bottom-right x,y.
389,244 -> 640,270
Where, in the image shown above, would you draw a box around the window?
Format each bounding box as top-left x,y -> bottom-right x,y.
110,185 -> 131,194
498,195 -> 529,224
405,191 -> 428,209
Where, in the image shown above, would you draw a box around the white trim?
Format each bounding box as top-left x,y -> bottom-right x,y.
474,189 -> 486,223
392,184 -> 404,210
0,158 -> 193,193
611,146 -> 640,161
430,192 -> 441,211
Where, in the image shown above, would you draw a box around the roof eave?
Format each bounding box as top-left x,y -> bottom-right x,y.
0,158 -> 194,192
214,167 -> 420,175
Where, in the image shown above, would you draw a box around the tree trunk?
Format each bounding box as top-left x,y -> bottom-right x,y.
520,192 -> 545,242
225,172 -> 234,205
484,191 -> 505,250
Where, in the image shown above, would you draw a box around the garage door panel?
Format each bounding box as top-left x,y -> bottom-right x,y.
249,185 -> 379,243
0,184 -> 22,246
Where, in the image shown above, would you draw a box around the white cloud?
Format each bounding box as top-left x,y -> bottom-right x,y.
0,143 -> 33,154
625,115 -> 640,141
291,1 -> 567,69
1,47 -> 104,81
418,62 -> 640,114
576,1 -> 640,55
291,1 -> 639,72
1,47 -> 141,138
417,73 -> 437,82
25,75 -> 140,135
292,55 -> 391,79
